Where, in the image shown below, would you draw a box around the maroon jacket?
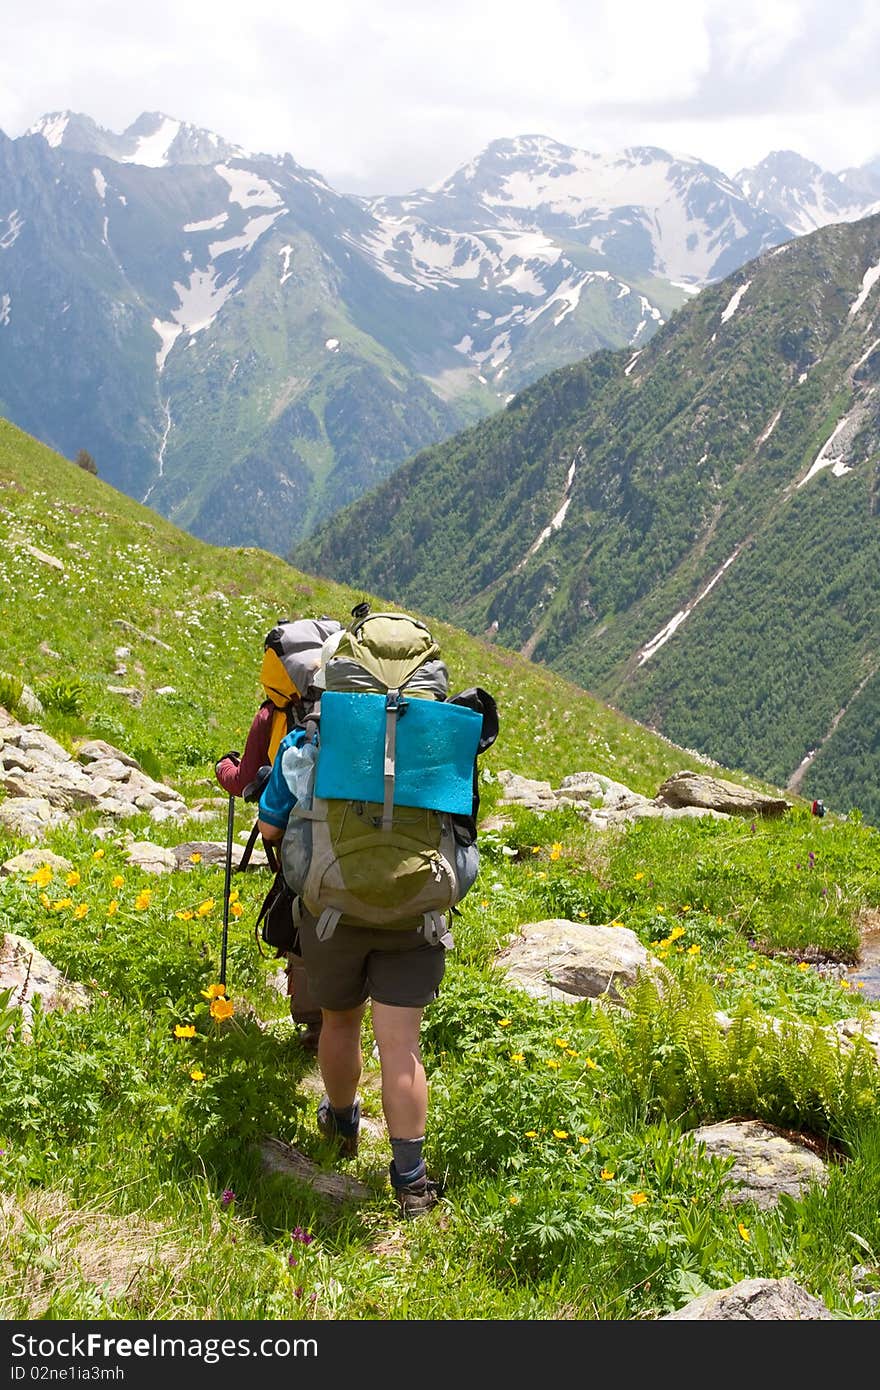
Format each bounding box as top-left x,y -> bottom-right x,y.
215,701 -> 275,798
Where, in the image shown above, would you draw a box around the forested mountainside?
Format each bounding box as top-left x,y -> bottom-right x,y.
295,215 -> 880,824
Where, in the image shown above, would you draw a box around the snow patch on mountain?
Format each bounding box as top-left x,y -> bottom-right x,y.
0,210 -> 24,250
184,213 -> 228,233
215,165 -> 284,210
279,245 -> 294,284
720,279 -> 751,324
0,294 -> 10,326
638,548 -> 742,665
848,259 -> 880,317
27,113 -> 69,147
209,212 -> 282,259
519,455 -> 578,567
92,169 -> 107,200
120,116 -> 181,167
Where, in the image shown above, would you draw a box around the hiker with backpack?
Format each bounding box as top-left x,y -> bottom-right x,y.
215,616 -> 342,1050
256,608 -> 497,1219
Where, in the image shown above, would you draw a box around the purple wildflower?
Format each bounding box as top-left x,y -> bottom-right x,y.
292,1225 -> 314,1245
821,888 -> 828,897
750,823 -> 756,834
288,1254 -> 298,1267
221,1188 -> 236,1207
293,1288 -> 304,1299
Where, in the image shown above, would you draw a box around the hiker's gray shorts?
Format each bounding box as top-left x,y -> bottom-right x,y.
296,912 -> 450,1011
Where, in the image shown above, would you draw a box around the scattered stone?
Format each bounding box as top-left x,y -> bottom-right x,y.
172,840 -> 269,871
661,1276 -> 832,1320
0,932 -> 91,1038
494,918 -> 665,1005
112,619 -> 171,651
75,740 -> 141,769
106,686 -> 144,708
687,1119 -> 828,1209
259,1137 -> 369,1203
655,771 -> 789,819
18,685 -> 44,719
22,544 -> 64,572
155,686 -> 176,696
124,842 -> 177,875
1,848 -> 73,877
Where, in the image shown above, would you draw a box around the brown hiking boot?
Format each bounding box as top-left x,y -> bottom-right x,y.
297,1020 -> 322,1053
390,1162 -> 441,1219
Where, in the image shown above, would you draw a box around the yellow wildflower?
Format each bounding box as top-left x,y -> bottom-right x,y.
840,980 -> 851,990
747,960 -> 758,971
524,1131 -> 538,1139
134,890 -> 152,911
66,871 -> 80,887
687,943 -> 701,956
565,1048 -> 578,1057
510,1053 -> 525,1064
630,1192 -> 648,1207
92,848 -> 105,861
584,1057 -> 599,1070
610,919 -> 624,928
174,1024 -> 196,1039
28,864 -> 53,887
196,899 -> 215,917
681,904 -> 691,912
231,902 -> 243,918
50,898 -> 73,911
577,1136 -> 590,1146
189,1068 -> 206,1082
738,1222 -> 750,1243
509,1195 -> 520,1205
228,889 -> 239,903
546,1059 -> 560,1069
112,874 -> 125,889
552,1129 -> 569,1140
107,900 -> 118,916
554,1037 -> 568,1048
797,962 -> 810,971
600,1168 -> 614,1180
189,852 -> 202,864
480,899 -> 489,907
535,873 -> 547,882
634,872 -> 644,881
498,1018 -> 511,1027
669,924 -> 686,941
201,983 -> 227,1000
176,909 -> 194,921
210,997 -> 234,1021
549,842 -> 563,861
73,903 -> 89,920
531,846 -> 541,855
39,892 -> 51,909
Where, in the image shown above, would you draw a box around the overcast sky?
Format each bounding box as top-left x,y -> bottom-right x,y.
2,0 -> 878,195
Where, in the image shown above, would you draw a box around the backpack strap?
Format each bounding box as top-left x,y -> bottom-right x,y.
236,818 -> 262,873
382,689 -> 402,830
315,907 -> 342,942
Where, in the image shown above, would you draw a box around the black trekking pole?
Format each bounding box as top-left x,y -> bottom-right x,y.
219,792 -> 235,992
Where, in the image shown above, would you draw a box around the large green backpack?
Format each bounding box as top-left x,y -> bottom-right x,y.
279,610 -> 495,943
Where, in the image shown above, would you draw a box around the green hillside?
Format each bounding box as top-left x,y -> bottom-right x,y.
295,215 -> 880,825
1,419 -> 880,1324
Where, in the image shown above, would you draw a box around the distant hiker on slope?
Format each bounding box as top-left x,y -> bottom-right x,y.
215,616 -> 342,1050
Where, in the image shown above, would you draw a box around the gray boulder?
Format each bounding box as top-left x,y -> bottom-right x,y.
661,1276 -> 832,1320
687,1119 -> 828,1208
494,918 -> 665,1004
656,771 -> 789,818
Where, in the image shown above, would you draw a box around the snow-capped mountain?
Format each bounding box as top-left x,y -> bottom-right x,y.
25,110 -> 247,167
3,112 -> 880,557
735,150 -> 880,237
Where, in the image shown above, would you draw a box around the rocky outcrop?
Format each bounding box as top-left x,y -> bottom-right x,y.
0,932 -> 91,1037
655,771 -> 789,818
687,1119 -> 829,1209
490,766 -> 790,827
493,918 -> 665,1004
0,714 -> 188,831
661,1276 -> 832,1320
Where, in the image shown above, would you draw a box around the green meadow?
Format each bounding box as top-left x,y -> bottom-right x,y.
1,419 -> 879,1320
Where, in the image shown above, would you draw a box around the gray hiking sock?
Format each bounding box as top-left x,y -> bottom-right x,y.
391,1137 -> 425,1179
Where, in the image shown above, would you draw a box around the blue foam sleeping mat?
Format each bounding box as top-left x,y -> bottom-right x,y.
315,691 -> 482,816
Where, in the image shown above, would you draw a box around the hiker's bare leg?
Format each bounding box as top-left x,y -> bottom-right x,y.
317,1003 -> 367,1109
370,1001 -> 427,1139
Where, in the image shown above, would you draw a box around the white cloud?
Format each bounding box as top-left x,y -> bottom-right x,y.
0,0 -> 877,193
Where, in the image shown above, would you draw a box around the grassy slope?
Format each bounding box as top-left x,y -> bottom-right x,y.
2,418 -> 880,1324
